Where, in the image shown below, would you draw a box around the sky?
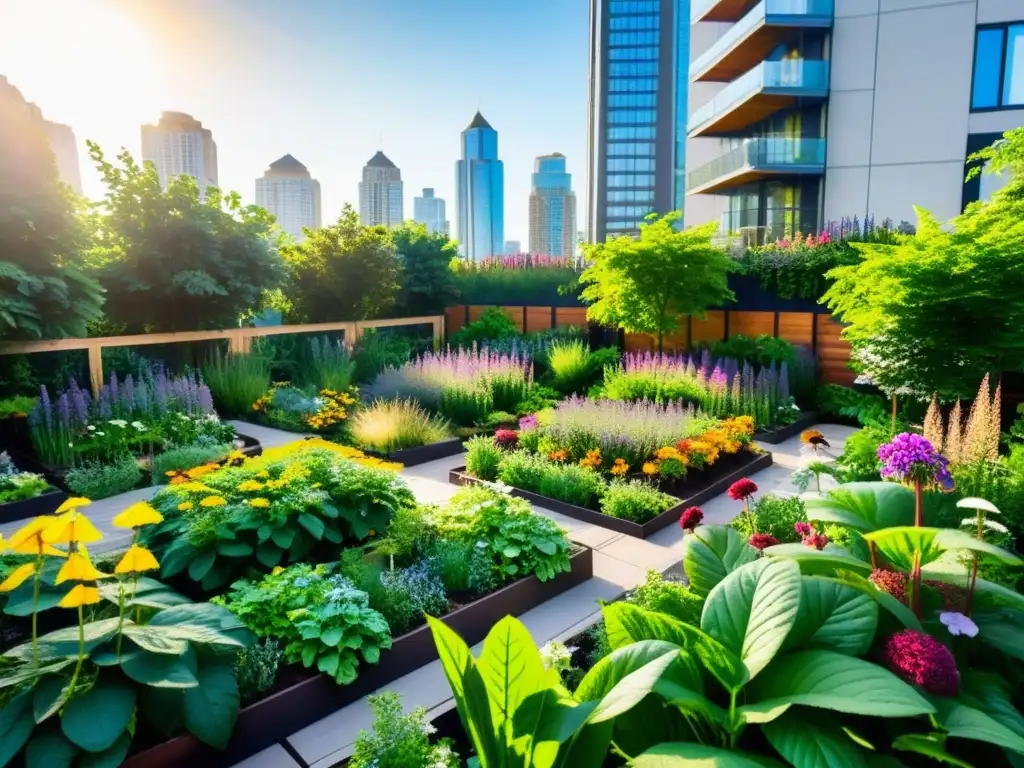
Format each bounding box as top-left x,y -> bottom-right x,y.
0,0 -> 589,245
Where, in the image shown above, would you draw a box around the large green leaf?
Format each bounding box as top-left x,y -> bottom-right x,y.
4,618 -> 122,662
602,602 -> 746,691
863,527 -> 943,572
24,723 -> 77,768
182,660 -> 240,750
478,616 -> 547,748
654,678 -> 728,724
763,710 -> 873,768
0,690 -> 36,767
831,571 -> 922,631
934,529 -> 1024,566
122,645 -> 199,688
587,650 -> 677,724
961,672 -> 1024,742
138,686 -> 183,738
921,563 -> 1024,612
701,558 -> 801,680
147,602 -> 254,648
77,732 -> 132,768
974,611 -> 1024,661
763,543 -> 871,575
121,625 -> 188,655
576,640 -> 688,703
297,512 -> 325,540
632,742 -> 773,766
511,689 -> 596,768
803,482 -> 916,531
933,699 -> 1024,755
683,526 -> 757,597
784,577 -> 879,656
750,650 -> 935,717
892,733 -> 973,768
32,675 -> 69,723
187,549 -> 216,582
61,677 -> 136,752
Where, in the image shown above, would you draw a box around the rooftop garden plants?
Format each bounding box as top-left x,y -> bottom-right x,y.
0,451 -> 50,507
349,398 -> 452,455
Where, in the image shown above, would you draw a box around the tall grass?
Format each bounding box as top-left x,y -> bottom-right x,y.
351,399 -> 451,454
308,336 -> 355,392
203,351 -> 272,418
547,339 -> 593,395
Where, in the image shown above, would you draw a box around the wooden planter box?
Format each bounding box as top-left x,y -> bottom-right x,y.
122,546 -> 594,768
376,437 -> 466,467
450,450 -> 774,539
753,411 -> 818,445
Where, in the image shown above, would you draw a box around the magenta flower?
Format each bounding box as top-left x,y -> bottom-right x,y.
519,414 -> 539,432
869,569 -> 908,605
494,429 -> 519,449
728,478 -> 758,501
794,521 -> 812,537
883,630 -> 960,697
803,532 -> 830,551
748,533 -> 780,550
679,507 -> 703,532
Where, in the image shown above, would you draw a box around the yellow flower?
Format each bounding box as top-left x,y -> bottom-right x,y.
642,462 -> 659,476
7,518 -> 67,557
115,544 -> 160,574
199,496 -> 227,508
174,481 -> 214,493
271,566 -> 285,575
56,551 -> 109,584
165,470 -> 179,478
237,480 -> 264,492
55,497 -> 92,514
256,471 -> 269,479
610,459 -> 629,477
43,511 -> 103,546
58,584 -> 101,608
178,502 -> 193,511
0,563 -> 37,592
112,501 -> 164,529
249,498 -> 271,509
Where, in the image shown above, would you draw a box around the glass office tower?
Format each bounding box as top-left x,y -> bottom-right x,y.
455,112 -> 505,260
586,0 -> 690,242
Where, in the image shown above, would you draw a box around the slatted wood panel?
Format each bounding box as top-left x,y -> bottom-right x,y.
777,312 -> 814,346
623,327 -> 687,354
445,306 -> 465,336
728,311 -> 775,339
499,306 -> 525,331
555,307 -> 588,329
468,305 -> 489,323
624,333 -> 656,353
525,306 -> 553,333
816,315 -> 855,385
691,311 -> 726,345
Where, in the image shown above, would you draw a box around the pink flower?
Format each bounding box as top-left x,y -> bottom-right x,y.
727,479 -> 758,501
869,569 -> 908,605
882,630 -> 960,697
803,533 -> 830,551
679,506 -> 703,532
494,429 -> 519,449
793,521 -> 813,537
748,533 -> 780,550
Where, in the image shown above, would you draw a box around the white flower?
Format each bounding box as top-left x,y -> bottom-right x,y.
87,425 -> 96,432
539,641 -> 574,673
940,611 -> 979,638
96,431 -> 105,436
109,419 -> 127,428
960,517 -> 1009,534
68,442 -> 74,448
132,421 -> 145,430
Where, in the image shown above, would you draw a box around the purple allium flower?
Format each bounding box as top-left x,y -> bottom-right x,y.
869,569 -> 908,605
939,611 -> 979,638
877,432 -> 954,489
749,533 -> 780,550
882,630 -> 960,697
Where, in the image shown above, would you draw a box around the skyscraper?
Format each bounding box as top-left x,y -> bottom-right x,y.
503,240 -> 522,255
529,153 -> 577,259
1,76 -> 82,193
413,188 -> 448,235
255,154 -> 322,240
141,111 -> 218,194
455,112 -> 504,260
586,0 -> 690,242
359,151 -> 403,228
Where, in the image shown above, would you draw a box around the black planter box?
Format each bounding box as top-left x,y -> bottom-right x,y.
376,437 -> 466,467
753,411 -> 818,445
0,452 -> 67,524
122,545 -> 594,768
450,450 -> 774,539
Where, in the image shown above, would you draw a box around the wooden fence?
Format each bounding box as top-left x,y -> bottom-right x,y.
0,315 -> 445,397
446,304 -> 854,386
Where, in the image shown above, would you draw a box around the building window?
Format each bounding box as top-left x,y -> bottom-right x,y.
608,126 -> 656,140
606,205 -> 654,218
607,93 -> 657,108
607,141 -> 656,156
972,23 -> 1024,110
607,173 -> 655,187
608,77 -> 658,93
609,46 -> 659,61
609,30 -> 658,46
610,61 -> 658,77
607,109 -> 657,124
610,14 -> 659,31
607,190 -> 655,202
609,0 -> 659,13
607,157 -> 655,172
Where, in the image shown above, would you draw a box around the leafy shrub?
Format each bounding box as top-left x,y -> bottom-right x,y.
65,454 -> 142,499
375,559 -> 449,635
352,329 -> 413,384
538,462 -> 605,508
546,339 -> 593,395
217,562 -> 391,685
203,350 -> 272,418
599,480 -> 675,523
351,692 -> 460,768
729,493 -> 808,543
708,334 -> 797,368
370,504 -> 438,566
151,442 -> 231,483
513,384 -> 561,416
449,307 -> 521,348
236,638 -> 282,703
629,569 -> 703,624
425,539 -> 496,595
0,452 -> 49,504
465,436 -> 502,481
817,384 -> 888,425
0,395 -> 36,418
496,450 -> 549,491
145,444 -> 413,591
352,398 -> 451,454
480,410 -> 519,429
837,423 -> 896,481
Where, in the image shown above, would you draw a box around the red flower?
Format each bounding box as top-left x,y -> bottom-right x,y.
803,533 -> 830,551
679,506 -> 703,532
748,533 -> 780,550
727,478 -> 758,501
870,569 -> 908,605
924,580 -> 969,613
882,630 -> 960,697
794,521 -> 813,537
494,429 -> 519,449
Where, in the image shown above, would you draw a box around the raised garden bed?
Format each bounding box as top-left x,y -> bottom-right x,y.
0,452 -> 67,523
122,545 -> 594,768
450,450 -> 774,539
753,411 -> 818,445
372,437 -> 466,467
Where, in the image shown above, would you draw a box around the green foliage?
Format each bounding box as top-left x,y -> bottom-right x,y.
350,692 -> 460,768
0,99 -> 103,339
371,504 -> 437,565
202,350 -> 272,418
465,436 -> 503,481
393,222 -> 460,316
424,539 -> 497,595
450,258 -> 581,305
151,442 -> 231,483
836,423 -> 896,481
352,329 -> 413,384
86,143 -> 287,332
64,455 -> 142,499
351,399 -> 451,454
0,453 -> 49,505
480,410 -> 519,429
730,493 -> 808,543
742,237 -> 861,300
284,205 -> 403,322
215,562 -> 391,685
629,570 -> 703,625
450,307 -> 521,348
816,384 -> 888,425
514,385 -> 561,416
373,560 -> 449,636
493,452 -> 605,508
307,335 -> 355,392
235,638 -> 282,703
144,448 -> 414,592
580,214 -> 736,351
599,480 -> 676,523
707,334 -> 797,368
0,396 -> 36,418
544,340 -> 617,396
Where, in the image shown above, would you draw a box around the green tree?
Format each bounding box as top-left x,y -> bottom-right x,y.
0,89 -> 103,339
85,143 -> 287,333
392,221 -> 459,316
283,205 -> 402,321
825,128 -> 1024,401
579,213 -> 735,351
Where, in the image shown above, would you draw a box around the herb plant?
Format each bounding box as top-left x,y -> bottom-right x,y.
350,692 -> 460,768
64,454 -> 142,499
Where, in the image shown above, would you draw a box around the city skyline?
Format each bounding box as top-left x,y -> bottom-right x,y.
0,0 -> 587,246
255,154 -> 322,241
359,151 -> 404,228
456,112 -> 505,260
413,188 -> 448,235
529,153 -> 577,259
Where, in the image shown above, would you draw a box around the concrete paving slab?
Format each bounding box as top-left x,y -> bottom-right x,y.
231,744 -> 302,768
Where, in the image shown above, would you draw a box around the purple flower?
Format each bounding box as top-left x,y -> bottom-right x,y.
794,521 -> 813,537
198,385 -> 214,414
39,385 -> 53,429
939,611 -> 978,638
877,432 -> 954,489
56,393 -> 71,428
68,378 -> 89,426
883,630 -> 960,697
98,385 -> 113,419
519,414 -> 539,432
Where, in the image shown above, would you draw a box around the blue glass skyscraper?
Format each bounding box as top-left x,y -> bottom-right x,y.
455,112 -> 504,260
586,0 -> 690,242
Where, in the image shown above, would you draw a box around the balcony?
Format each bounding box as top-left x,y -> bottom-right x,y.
692,0 -> 758,24
687,60 -> 829,137
686,137 -> 826,195
690,0 -> 834,83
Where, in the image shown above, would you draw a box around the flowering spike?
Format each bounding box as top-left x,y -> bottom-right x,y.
923,394 -> 944,453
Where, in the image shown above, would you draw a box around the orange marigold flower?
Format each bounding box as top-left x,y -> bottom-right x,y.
610,458 -> 629,476
642,462 -> 659,476
548,450 -> 568,462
